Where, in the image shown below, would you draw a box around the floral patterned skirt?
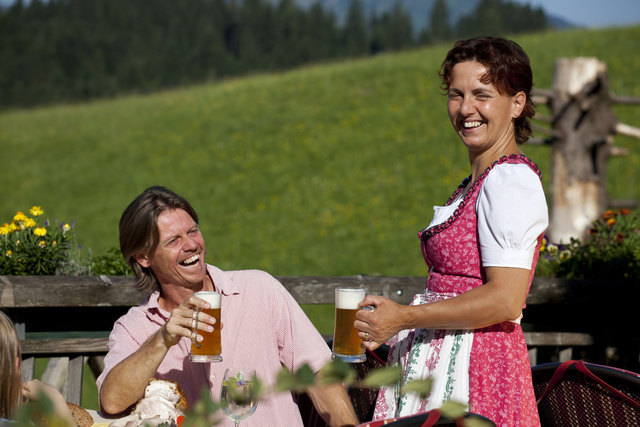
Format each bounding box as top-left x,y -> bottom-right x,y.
373,291 -> 473,419
372,291 -> 540,427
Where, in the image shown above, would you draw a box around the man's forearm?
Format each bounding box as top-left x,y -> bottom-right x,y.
100,330 -> 170,415
307,383 -> 358,427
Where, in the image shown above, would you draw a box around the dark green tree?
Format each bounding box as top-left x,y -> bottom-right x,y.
341,0 -> 368,57
426,0 -> 452,44
386,1 -> 413,50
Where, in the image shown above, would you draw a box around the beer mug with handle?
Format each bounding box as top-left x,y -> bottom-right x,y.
332,288 -> 367,363
190,291 -> 223,362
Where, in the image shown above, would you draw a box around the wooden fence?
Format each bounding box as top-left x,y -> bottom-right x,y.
4,274 -> 636,406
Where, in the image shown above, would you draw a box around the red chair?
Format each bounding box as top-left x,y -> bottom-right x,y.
532,360 -> 640,426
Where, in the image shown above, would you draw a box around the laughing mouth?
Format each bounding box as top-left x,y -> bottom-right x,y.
463,121 -> 483,129
180,254 -> 200,267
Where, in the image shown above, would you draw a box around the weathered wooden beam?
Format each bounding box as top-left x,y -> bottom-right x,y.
615,122 -> 640,140
609,199 -> 638,209
277,275 -> 426,305
20,338 -> 109,355
611,94 -> 640,105
3,276 -> 635,309
0,275 -> 144,308
524,332 -> 594,346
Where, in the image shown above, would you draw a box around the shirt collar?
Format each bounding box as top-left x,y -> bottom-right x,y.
206,264 -> 239,296
144,264 -> 239,320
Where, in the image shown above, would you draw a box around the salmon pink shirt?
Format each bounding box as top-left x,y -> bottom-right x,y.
97,265 -> 331,426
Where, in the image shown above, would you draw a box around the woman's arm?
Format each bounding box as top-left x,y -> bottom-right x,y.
355,266 -> 530,350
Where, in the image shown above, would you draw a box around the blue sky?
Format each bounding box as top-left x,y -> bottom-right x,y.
514,0 -> 640,28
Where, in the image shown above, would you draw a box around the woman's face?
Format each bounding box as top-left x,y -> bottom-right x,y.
447,61 -> 524,155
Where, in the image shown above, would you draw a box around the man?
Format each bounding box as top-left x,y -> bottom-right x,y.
97,186 -> 358,426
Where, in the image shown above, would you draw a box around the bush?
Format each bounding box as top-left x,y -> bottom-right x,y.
0,206 -> 80,275
0,206 -> 133,276
90,247 -> 133,276
536,208 -> 640,279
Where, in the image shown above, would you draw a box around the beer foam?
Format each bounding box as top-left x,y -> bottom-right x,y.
335,288 -> 365,309
194,291 -> 221,308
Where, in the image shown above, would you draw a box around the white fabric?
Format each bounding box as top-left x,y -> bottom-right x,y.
374,291 -> 473,418
428,163 -> 548,270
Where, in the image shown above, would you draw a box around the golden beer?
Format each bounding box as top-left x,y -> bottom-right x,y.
332,288 -> 366,363
190,291 -> 222,362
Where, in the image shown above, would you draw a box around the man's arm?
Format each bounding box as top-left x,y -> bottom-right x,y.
99,328 -> 172,415
100,296 -> 217,415
306,383 -> 358,427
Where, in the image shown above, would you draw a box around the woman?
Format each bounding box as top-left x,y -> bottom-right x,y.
0,311 -> 76,426
355,37 -> 548,426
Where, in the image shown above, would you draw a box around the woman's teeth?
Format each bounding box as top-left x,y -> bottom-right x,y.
463,121 -> 482,129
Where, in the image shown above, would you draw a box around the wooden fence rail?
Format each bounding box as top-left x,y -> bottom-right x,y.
1,275 -> 636,405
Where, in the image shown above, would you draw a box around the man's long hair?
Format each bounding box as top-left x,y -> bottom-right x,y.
119,186 -> 199,294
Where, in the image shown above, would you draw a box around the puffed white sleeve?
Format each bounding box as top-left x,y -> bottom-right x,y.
476,163 -> 549,269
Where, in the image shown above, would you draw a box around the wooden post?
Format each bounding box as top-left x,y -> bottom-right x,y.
547,57 -> 617,243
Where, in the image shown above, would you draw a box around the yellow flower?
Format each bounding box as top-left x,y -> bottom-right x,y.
62,223 -> 71,233
559,250 -> 571,261
0,223 -> 10,235
23,218 -> 36,228
38,240 -> 46,247
547,244 -> 558,256
52,240 -> 57,246
8,223 -> 18,232
540,236 -> 547,252
33,227 -> 47,237
29,206 -> 44,216
13,211 -> 28,222
5,250 -> 11,257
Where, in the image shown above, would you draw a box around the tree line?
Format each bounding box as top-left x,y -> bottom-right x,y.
0,0 -> 547,110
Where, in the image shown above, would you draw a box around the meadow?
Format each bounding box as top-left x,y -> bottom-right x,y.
2,26 -> 640,278
3,26 -> 640,410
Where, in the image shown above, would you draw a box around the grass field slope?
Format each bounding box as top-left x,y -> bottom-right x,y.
2,26 -> 639,277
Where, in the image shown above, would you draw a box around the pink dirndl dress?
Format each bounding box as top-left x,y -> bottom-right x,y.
373,155 -> 542,426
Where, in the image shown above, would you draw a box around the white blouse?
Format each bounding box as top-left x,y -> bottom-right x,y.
428,163 -> 549,270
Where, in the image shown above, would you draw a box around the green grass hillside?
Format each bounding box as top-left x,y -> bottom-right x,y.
2,26 -> 640,277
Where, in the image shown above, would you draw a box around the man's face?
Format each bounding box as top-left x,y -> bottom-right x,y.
136,208 -> 207,289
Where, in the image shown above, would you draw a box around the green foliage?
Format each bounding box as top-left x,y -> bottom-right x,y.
182,360 -> 434,426
0,206 -> 80,275
90,247 -> 133,276
536,209 -> 640,279
1,26 -> 639,277
457,0 -> 547,39
274,363 -> 316,393
0,207 -> 133,276
0,0 -> 550,110
15,390 -> 68,427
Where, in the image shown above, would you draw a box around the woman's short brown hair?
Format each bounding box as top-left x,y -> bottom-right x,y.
439,36 -> 535,144
0,311 -> 22,418
119,186 -> 199,294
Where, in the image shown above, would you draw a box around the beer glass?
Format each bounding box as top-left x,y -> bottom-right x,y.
190,291 -> 222,362
332,288 -> 366,363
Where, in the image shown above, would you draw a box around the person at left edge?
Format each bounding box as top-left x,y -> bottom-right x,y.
97,186 -> 358,427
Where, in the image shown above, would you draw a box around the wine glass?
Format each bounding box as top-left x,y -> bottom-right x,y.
220,368 -> 258,426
